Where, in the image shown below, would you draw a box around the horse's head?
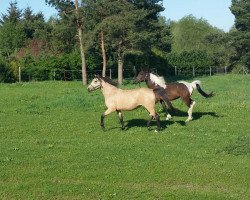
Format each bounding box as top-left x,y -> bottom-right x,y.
87,75 -> 102,92
134,70 -> 149,83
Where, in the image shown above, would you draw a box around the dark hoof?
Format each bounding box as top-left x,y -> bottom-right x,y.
121,126 -> 126,130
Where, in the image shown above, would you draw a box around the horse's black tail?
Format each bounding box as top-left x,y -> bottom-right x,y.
196,83 -> 214,98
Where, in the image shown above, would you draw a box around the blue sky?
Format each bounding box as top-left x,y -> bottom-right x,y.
162,0 -> 235,32
0,0 -> 235,32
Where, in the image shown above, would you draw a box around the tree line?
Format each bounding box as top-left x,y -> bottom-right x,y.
0,0 -> 249,84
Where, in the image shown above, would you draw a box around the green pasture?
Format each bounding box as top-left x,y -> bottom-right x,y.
0,75 -> 249,199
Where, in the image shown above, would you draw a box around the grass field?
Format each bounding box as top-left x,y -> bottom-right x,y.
0,74 -> 249,199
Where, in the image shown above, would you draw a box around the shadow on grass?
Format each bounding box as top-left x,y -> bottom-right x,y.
104,111 -> 221,131
125,118 -> 175,131
160,109 -> 221,126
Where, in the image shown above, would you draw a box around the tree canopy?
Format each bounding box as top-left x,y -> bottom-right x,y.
0,0 -> 248,83
230,0 -> 250,69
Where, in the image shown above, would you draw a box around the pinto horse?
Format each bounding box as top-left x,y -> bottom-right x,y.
87,75 -> 173,131
134,70 -> 214,122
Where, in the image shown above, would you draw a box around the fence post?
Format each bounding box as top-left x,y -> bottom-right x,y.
225,66 -> 227,74
64,70 -> 66,81
19,67 -> 21,83
192,66 -> 195,77
210,66 -> 212,76
175,66 -> 177,76
109,68 -> 112,79
53,69 -> 56,81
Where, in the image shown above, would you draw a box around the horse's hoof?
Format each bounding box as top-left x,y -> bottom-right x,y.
185,118 -> 193,122
121,127 -> 125,130
166,114 -> 172,121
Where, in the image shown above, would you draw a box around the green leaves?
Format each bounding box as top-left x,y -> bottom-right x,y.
167,50 -> 213,69
230,0 -> 250,69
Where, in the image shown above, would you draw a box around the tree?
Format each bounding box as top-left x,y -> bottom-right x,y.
46,0 -> 87,85
85,0 -> 164,84
0,1 -> 25,58
171,15 -> 215,53
230,0 -> 250,69
0,1 -> 22,25
169,15 -> 232,68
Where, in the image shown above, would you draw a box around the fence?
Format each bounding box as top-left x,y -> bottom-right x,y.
173,66 -> 229,77
17,66 -> 248,83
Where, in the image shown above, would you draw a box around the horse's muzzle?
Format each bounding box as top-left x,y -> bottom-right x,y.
87,87 -> 93,92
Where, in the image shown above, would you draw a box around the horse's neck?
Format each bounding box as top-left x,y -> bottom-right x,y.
101,82 -> 117,98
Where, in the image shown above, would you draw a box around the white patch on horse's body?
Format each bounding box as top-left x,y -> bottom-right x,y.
178,80 -> 201,95
149,73 -> 166,88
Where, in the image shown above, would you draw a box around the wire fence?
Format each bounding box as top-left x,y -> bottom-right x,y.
172,66 -> 228,77
17,66 -> 248,83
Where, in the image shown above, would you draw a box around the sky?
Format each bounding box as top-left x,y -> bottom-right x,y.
0,0 -> 235,32
162,0 -> 235,32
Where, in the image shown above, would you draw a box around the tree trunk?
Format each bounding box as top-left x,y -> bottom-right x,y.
101,31 -> 107,77
118,42 -> 123,85
75,0 -> 87,85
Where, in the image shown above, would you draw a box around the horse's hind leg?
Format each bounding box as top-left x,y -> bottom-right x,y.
147,115 -> 154,131
145,106 -> 161,131
155,114 -> 161,131
116,110 -> 125,130
147,113 -> 160,131
182,97 -> 196,122
187,100 -> 196,122
101,108 -> 115,129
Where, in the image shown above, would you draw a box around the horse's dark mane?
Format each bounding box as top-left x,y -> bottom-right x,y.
99,76 -> 118,86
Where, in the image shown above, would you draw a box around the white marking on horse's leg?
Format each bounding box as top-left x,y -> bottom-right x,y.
166,114 -> 172,121
186,101 -> 196,122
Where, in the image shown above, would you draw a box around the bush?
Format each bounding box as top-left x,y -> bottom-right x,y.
0,57 -> 15,82
167,50 -> 214,69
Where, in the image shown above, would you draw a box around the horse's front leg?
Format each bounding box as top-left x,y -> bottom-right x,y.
116,110 -> 125,130
160,100 -> 172,120
101,108 -> 114,130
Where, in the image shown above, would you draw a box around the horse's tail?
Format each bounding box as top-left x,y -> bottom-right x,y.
191,80 -> 214,98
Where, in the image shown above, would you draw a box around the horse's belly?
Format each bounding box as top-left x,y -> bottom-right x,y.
116,98 -> 140,110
